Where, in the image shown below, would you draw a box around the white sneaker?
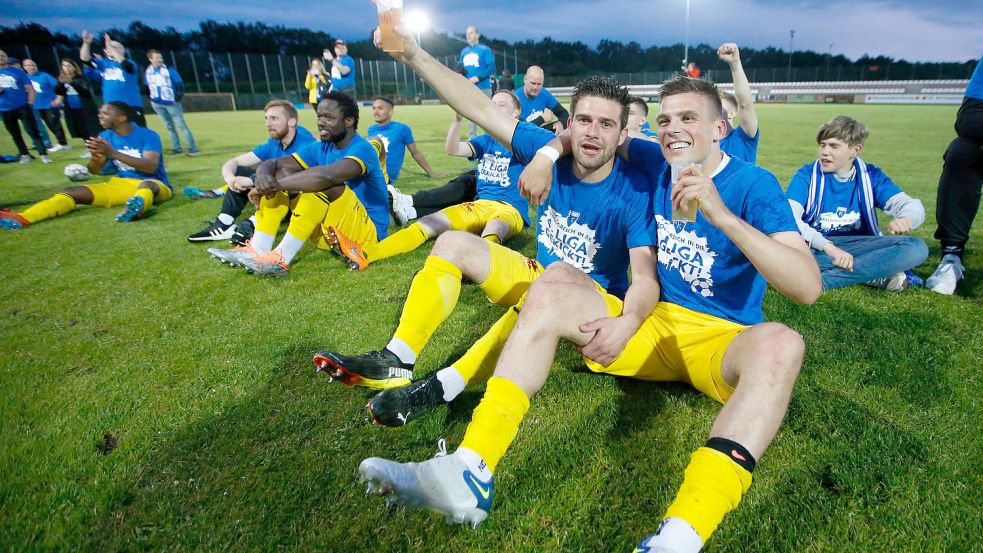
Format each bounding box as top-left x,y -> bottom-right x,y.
866,272 -> 907,292
79,151 -> 92,159
926,254 -> 964,295
388,184 -> 416,226
48,144 -> 70,153
359,443 -> 493,528
40,155 -> 53,164
18,155 -> 32,164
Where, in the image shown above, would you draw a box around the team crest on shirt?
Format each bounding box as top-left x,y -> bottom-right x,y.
112,146 -> 143,172
656,215 -> 716,297
0,75 -> 17,89
477,153 -> 511,187
537,206 -> 600,273
817,208 -> 860,232
377,135 -> 391,152
462,52 -> 480,68
103,67 -> 125,82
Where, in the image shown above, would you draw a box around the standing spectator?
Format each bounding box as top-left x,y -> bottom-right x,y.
685,62 -> 701,78
80,31 -> 146,127
24,59 -> 66,151
324,40 -> 356,98
926,55 -> 983,295
145,49 -> 199,156
459,25 -> 495,137
305,58 -> 330,111
516,65 -> 569,132
498,70 -> 514,92
0,49 -> 51,164
53,58 -> 101,148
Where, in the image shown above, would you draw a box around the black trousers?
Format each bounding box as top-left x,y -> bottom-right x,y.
219,166 -> 257,220
934,97 -> 983,249
39,108 -> 68,146
412,171 -> 478,217
1,105 -> 47,156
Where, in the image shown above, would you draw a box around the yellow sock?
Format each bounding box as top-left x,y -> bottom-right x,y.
133,188 -> 154,210
392,256 -> 462,355
452,306 -> 518,384
284,192 -> 330,241
664,447 -> 753,544
255,191 -> 291,236
459,376 -> 530,473
482,234 -> 502,244
365,223 -> 430,263
20,193 -> 77,223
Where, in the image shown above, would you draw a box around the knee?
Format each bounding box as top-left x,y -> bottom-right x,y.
137,181 -> 160,194
538,261 -> 590,286
518,279 -> 569,326
431,230 -> 482,263
900,237 -> 929,266
943,137 -> 982,170
744,323 -> 805,383
61,186 -> 89,202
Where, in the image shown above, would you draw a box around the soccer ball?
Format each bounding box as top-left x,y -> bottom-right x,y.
64,163 -> 90,182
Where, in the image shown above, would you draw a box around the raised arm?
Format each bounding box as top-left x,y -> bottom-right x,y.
378,24 -> 517,148
717,43 -> 758,138
79,31 -> 94,63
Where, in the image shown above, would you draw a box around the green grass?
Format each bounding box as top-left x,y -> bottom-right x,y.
1,103 -> 980,552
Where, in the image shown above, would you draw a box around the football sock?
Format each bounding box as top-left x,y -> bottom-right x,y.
20,192 -> 76,223
251,231 -> 275,253
449,305 -> 519,387
436,367 -> 466,402
384,338 -> 417,365
482,234 -> 502,245
217,213 -> 235,226
276,233 -> 305,264
133,188 -> 154,210
285,192 -> 329,242
364,223 -> 430,263
459,376 -> 530,473
255,191 -> 290,238
392,256 -> 462,355
663,440 -> 754,545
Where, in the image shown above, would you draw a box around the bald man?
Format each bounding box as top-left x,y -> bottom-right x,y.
516,65 -> 569,133
459,25 -> 496,137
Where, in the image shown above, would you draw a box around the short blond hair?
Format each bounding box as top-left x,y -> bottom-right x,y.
817,115 -> 868,147
264,99 -> 298,121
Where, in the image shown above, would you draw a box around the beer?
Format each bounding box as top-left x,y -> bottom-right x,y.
377,0 -> 405,53
671,162 -> 701,222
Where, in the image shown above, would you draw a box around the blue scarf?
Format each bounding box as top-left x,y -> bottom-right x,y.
803,157 -> 880,236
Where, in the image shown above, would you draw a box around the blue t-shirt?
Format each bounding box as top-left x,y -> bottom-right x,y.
460,44 -> 496,90
293,134 -> 389,240
366,121 -> 415,182
98,125 -> 170,187
28,71 -> 59,110
785,161 -> 902,237
0,67 -> 32,111
251,126 -> 317,161
627,139 -> 798,325
91,58 -> 142,108
466,133 -> 531,227
640,122 -> 658,139
512,123 -> 658,299
331,56 -> 356,90
720,126 -> 759,164
965,55 -> 983,101
517,87 -> 560,124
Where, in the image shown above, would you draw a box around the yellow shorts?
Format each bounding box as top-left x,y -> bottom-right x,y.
313,187 -> 379,249
584,301 -> 748,403
87,177 -> 172,208
478,242 -> 544,306
441,200 -> 525,239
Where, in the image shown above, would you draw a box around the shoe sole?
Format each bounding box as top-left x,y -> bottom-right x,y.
328,228 -> 369,271
313,353 -> 411,390
116,198 -> 144,222
188,228 -> 235,242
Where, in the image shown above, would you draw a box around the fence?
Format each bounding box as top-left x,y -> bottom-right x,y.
5,43 -> 978,111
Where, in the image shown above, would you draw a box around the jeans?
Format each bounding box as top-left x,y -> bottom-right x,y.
815,235 -> 929,290
31,108 -> 52,148
151,101 -> 198,152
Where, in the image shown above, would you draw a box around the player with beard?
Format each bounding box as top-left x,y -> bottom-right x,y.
208,93 -> 388,276
187,100 -> 316,243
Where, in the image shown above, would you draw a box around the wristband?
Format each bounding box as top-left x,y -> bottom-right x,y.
536,145 -> 560,163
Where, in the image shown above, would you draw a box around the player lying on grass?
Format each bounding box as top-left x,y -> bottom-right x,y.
356,26 -> 822,552
786,115 -> 927,292
330,90 -> 530,271
186,100 -> 317,244
207,93 -> 388,277
1,101 -> 170,230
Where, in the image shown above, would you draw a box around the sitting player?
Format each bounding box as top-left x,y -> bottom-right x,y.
187,100 -> 317,243
1,101 -> 170,229
207,93 -> 388,276
786,115 -> 928,291
366,96 -> 445,183
330,90 -> 530,271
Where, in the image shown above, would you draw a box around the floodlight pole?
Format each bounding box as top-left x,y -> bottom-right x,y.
682,0 -> 691,71
787,29 -> 795,81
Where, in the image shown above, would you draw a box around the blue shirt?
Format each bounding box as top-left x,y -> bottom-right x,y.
459,44 -> 496,90
786,161 -> 902,237
90,58 -> 142,108
28,71 -> 59,110
331,56 -> 356,90
720,126 -> 759,164
145,65 -> 184,105
965,55 -> 983,101
99,125 -> 169,187
366,121 -> 415,182
293,134 -> 389,240
640,122 -> 658,139
517,87 -> 560,124
0,67 -> 32,111
251,126 -> 317,161
627,139 -> 797,325
466,134 -> 531,227
512,123 -> 658,299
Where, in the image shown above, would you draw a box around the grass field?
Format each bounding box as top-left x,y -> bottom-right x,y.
0,102 -> 980,552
